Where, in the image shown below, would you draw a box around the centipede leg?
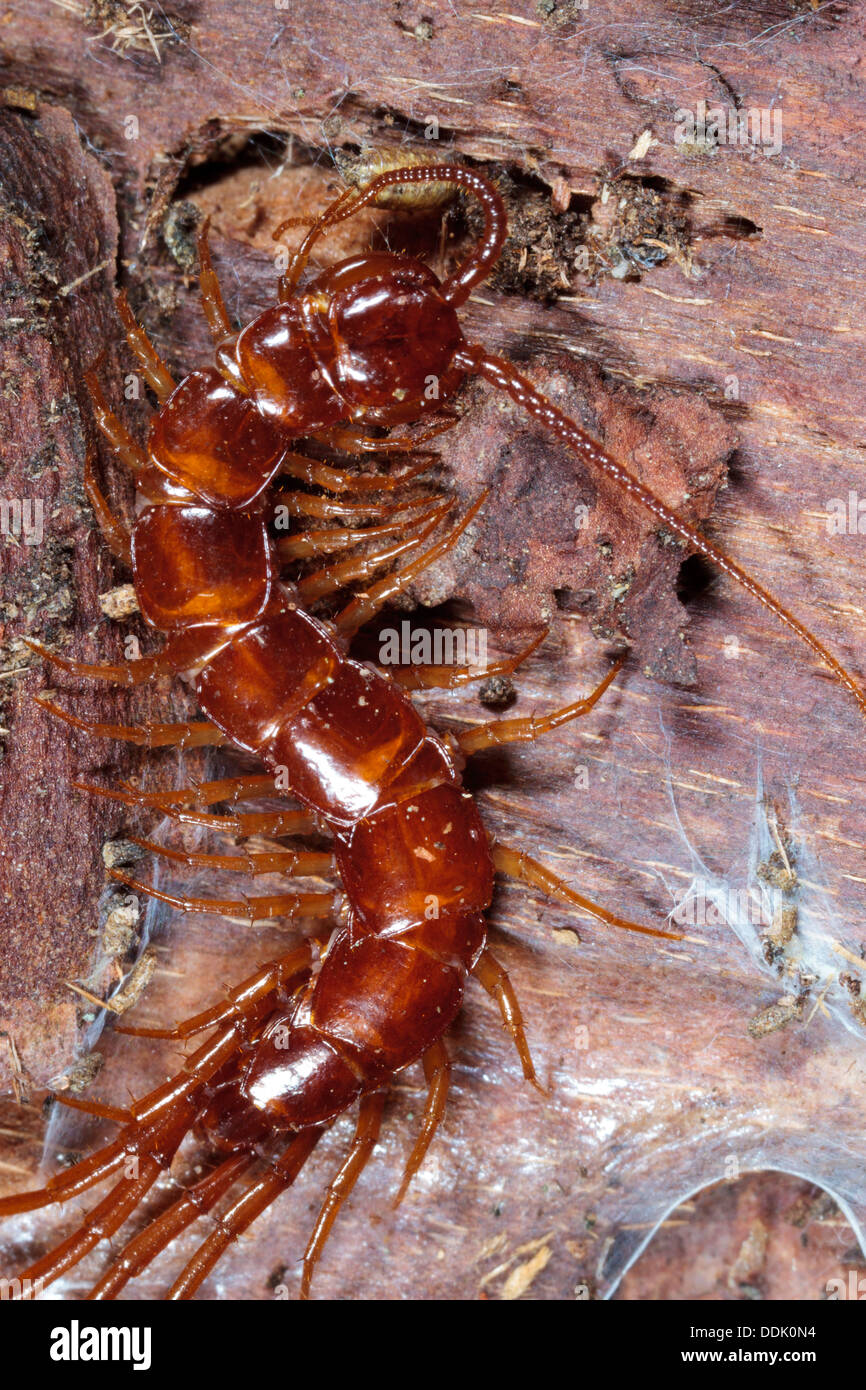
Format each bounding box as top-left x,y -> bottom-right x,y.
75,776 -> 318,837
84,370 -> 150,476
277,513 -> 430,562
108,869 -> 335,924
88,1153 -> 254,1300
276,491 -> 432,524
116,944 -> 313,1041
388,629 -> 547,692
11,1158 -> 166,1297
161,806 -> 316,834
127,836 -> 334,879
334,491 -> 488,637
167,1129 -> 323,1301
393,1040 -> 450,1208
300,1090 -> 386,1300
275,185 -> 362,298
196,217 -> 233,345
457,655 -> 626,755
115,291 -> 175,402
280,451 -> 433,495
491,840 -> 680,942
0,979 -> 291,1225
25,627 -> 227,687
0,1107 -> 184,1222
0,1139 -> 129,1219
114,772 -> 299,810
34,694 -> 226,747
313,413 -> 458,455
83,453 -> 131,565
54,1094 -> 133,1124
472,947 -> 541,1092
297,500 -> 451,602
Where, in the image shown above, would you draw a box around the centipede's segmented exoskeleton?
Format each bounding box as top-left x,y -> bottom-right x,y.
3,163 -> 864,1301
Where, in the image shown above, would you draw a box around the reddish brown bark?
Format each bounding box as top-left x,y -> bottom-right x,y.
0,0 -> 864,1301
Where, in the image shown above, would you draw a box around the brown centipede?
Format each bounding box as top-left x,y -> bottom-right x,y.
2,161 -> 864,1301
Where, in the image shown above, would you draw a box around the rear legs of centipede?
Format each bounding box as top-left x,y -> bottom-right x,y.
0,949 -> 324,1300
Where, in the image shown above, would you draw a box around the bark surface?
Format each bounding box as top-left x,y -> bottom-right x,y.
0,0 -> 864,1300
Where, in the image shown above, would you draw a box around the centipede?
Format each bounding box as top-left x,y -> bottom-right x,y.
2,162 -> 864,1301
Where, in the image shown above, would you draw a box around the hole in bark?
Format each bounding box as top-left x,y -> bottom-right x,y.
625,171 -> 691,200
175,130 -> 316,199
352,596 -> 487,667
554,586 -> 597,615
704,213 -> 762,240
368,107 -> 456,144
463,163 -> 594,302
676,553 -> 716,606
162,128 -> 456,285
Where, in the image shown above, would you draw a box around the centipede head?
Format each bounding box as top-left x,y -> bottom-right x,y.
303,252 -> 467,424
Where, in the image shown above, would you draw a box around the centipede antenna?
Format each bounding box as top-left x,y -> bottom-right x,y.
274,164 -> 508,308
460,345 -> 866,721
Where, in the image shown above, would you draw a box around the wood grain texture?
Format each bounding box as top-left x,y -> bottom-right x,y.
0,0 -> 865,1300
0,105 -> 149,1085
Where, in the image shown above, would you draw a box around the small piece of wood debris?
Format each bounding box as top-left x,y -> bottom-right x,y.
499,1243 -> 552,1300
765,903 -> 797,950
550,175 -> 572,214
100,890 -> 140,957
0,1032 -> 29,1103
2,85 -> 38,111
727,1219 -> 768,1292
101,838 -> 146,871
98,583 -> 139,619
748,994 -> 802,1039
48,1051 -> 103,1093
786,1189 -> 838,1228
628,129 -> 657,161
106,946 -> 158,1013
478,674 -> 516,708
